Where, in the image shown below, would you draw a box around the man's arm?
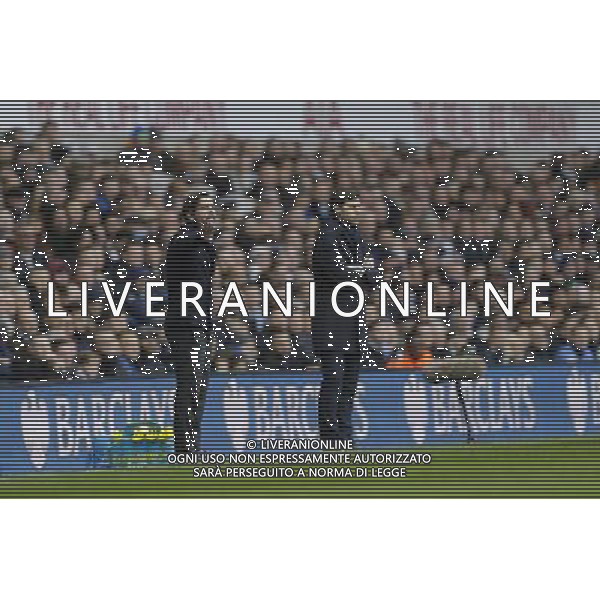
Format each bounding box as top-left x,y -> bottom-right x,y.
334,230 -> 381,285
315,225 -> 366,282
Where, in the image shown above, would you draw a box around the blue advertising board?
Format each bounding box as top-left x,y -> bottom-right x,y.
1,367 -> 600,473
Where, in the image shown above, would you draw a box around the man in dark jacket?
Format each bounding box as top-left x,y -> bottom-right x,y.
311,195 -> 377,441
164,193 -> 216,453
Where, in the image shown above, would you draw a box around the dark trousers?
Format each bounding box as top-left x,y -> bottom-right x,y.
165,319 -> 211,453
316,343 -> 361,441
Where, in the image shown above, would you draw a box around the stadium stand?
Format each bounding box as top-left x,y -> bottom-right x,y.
1,122 -> 599,381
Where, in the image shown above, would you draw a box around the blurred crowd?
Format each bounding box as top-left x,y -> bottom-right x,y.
1,121 -> 600,382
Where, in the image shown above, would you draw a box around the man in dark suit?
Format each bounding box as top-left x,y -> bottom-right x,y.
311,194 -> 377,441
164,193 -> 216,453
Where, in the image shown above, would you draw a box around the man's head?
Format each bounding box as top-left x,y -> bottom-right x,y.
334,197 -> 361,225
181,192 -> 217,234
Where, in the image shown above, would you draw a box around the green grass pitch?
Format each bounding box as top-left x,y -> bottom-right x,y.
1,438 -> 599,498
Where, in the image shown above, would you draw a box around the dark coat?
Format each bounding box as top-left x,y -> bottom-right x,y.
164,223 -> 216,332
311,215 -> 374,353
